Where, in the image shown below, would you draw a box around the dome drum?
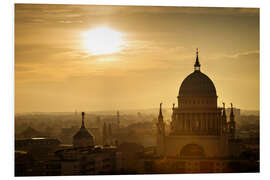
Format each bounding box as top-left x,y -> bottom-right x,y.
177,96 -> 217,109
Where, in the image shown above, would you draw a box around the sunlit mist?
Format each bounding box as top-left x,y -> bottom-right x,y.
82,26 -> 125,55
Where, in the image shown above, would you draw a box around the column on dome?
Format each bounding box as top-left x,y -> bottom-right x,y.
198,113 -> 202,132
197,113 -> 200,132
206,114 -> 209,132
202,113 -> 205,131
190,114 -> 193,132
212,113 -> 215,131
184,113 -> 187,131
188,114 -> 191,132
186,114 -> 189,132
184,114 -> 187,132
203,113 -> 206,131
178,114 -> 181,132
209,113 -> 212,130
185,113 -> 189,131
201,113 -> 204,131
182,114 -> 185,131
179,114 -> 182,130
196,113 -> 198,131
212,113 -> 217,132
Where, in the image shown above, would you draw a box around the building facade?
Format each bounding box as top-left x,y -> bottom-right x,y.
157,49 -> 236,159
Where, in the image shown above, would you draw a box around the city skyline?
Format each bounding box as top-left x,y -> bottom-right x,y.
15,5 -> 259,113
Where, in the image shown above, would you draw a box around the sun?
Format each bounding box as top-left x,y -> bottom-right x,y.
82,26 -> 125,55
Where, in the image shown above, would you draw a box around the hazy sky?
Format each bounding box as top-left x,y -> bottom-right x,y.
15,4 -> 259,113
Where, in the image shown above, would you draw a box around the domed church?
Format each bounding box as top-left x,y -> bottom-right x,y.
73,112 -> 94,148
156,49 -> 236,158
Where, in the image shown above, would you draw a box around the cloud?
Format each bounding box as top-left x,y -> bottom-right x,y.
216,50 -> 260,60
15,4 -> 259,26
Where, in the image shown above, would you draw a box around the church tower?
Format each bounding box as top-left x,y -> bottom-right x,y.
156,103 -> 165,156
228,103 -> 236,140
73,112 -> 94,148
159,49 -> 231,158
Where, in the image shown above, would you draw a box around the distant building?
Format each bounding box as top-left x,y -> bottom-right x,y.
15,112 -> 122,176
15,138 -> 61,158
73,112 -> 94,148
157,49 -> 236,158
54,146 -> 121,175
15,138 -> 62,176
55,112 -> 121,175
17,126 -> 44,139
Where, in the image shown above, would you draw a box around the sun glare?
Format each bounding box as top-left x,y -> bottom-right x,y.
82,26 -> 125,55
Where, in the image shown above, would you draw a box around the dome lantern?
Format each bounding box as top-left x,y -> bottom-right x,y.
194,48 -> 201,71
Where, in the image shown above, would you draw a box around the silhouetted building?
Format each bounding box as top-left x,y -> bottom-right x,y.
15,138 -> 62,176
15,138 -> 61,158
18,126 -> 43,139
157,49 -> 236,158
55,146 -> 121,175
73,112 -> 94,148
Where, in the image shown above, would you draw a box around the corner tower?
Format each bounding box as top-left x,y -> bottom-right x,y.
156,103 -> 165,156
228,103 -> 236,140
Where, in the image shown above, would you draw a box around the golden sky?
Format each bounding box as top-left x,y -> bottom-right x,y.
15,4 -> 259,113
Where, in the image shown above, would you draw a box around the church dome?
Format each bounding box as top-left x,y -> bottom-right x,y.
178,70 -> 216,97
73,127 -> 94,139
73,112 -> 94,148
178,49 -> 216,97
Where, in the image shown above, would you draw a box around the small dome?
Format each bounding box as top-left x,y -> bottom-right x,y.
179,70 -> 216,97
73,127 -> 94,139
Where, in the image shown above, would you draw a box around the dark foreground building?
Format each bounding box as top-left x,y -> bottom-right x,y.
15,112 -> 122,176
154,49 -> 259,173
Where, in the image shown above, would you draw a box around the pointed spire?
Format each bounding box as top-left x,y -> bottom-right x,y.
194,48 -> 201,71
81,112 -> 85,128
230,103 -> 234,117
159,102 -> 163,119
222,102 -> 226,116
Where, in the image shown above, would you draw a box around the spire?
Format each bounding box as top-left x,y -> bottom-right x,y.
194,48 -> 201,71
230,103 -> 234,118
81,112 -> 85,128
222,102 -> 226,116
159,102 -> 163,119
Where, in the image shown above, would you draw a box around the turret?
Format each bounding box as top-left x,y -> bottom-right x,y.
228,103 -> 236,140
222,102 -> 227,133
156,103 -> 165,156
158,103 -> 164,123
